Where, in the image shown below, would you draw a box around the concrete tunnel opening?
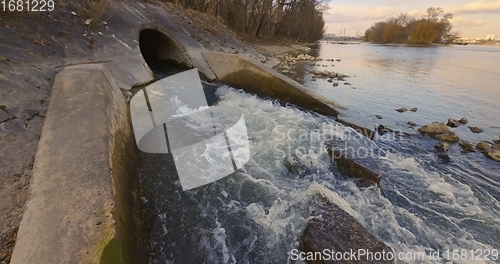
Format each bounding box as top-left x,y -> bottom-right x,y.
139,29 -> 193,76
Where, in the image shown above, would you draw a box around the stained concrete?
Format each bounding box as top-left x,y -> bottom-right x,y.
10,64 -> 145,264
202,52 -> 340,117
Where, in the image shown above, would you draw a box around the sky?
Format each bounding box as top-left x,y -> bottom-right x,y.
323,0 -> 500,38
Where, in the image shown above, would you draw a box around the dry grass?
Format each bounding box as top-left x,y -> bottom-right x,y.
79,0 -> 109,28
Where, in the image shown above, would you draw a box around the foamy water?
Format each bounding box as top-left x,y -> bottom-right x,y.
140,86 -> 500,264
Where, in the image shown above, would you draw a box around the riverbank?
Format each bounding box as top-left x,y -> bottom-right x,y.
0,1 -> 338,262
0,2 -> 284,261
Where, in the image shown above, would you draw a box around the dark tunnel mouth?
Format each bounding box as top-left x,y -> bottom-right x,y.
139,29 -> 193,74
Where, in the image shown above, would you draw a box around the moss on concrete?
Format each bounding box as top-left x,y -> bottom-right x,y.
99,125 -> 146,264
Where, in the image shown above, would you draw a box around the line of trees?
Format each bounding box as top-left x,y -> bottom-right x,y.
364,8 -> 459,44
161,0 -> 327,42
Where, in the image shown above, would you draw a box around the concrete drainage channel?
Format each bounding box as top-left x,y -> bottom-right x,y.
11,28 -> 391,263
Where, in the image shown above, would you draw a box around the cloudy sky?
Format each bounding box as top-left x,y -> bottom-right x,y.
324,0 -> 500,38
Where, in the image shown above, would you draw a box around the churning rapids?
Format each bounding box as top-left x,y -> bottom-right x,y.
138,83 -> 500,263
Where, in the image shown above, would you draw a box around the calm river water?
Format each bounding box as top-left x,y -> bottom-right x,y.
139,43 -> 500,263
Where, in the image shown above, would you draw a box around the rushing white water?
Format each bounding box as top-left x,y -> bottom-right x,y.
140,85 -> 500,264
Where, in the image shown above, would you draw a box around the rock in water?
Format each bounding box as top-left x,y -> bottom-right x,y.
487,150 -> 500,162
332,82 -> 338,87
435,142 -> 449,152
447,118 -> 460,127
435,132 -> 459,142
459,117 -> 468,124
410,107 -> 418,112
459,141 -> 475,153
325,139 -> 382,186
407,121 -> 417,127
395,108 -> 408,113
419,122 -> 450,135
476,141 -> 491,152
301,196 -> 394,264
469,126 -> 484,133
493,143 -> 500,151
375,115 -> 383,119
377,124 -> 391,134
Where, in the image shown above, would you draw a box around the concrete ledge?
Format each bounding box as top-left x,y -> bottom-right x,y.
202,52 -> 339,117
11,64 -> 145,263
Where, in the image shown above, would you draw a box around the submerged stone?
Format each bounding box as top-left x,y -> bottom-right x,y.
459,117 -> 468,124
419,122 -> 450,135
435,142 -> 449,152
324,138 -> 382,186
435,131 -> 459,142
301,195 -> 394,264
487,150 -> 500,162
469,126 -> 484,134
476,141 -> 491,152
459,141 -> 475,153
447,118 -> 460,127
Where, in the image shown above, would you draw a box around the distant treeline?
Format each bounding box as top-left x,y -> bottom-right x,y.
161,0 -> 326,42
364,7 -> 459,44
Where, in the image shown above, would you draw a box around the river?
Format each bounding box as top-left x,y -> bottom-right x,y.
138,43 -> 500,263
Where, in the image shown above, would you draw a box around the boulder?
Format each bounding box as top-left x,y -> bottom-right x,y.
301,196 -> 394,264
494,139 -> 500,145
407,121 -> 417,127
325,139 -> 382,186
476,141 -> 491,152
332,82 -> 338,87
446,118 -> 460,127
313,69 -> 322,75
378,124 -> 391,134
375,115 -> 383,120
469,126 -> 483,133
459,141 -> 475,153
327,78 -> 333,83
410,107 -> 418,112
344,82 -> 351,86
395,108 -> 408,113
459,117 -> 468,124
435,142 -> 449,152
435,131 -> 459,142
438,154 -> 451,164
493,143 -> 500,151
336,73 -> 345,79
419,122 -> 450,135
487,150 -> 500,162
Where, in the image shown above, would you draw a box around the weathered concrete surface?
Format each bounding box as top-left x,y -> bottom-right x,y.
11,64 -> 145,264
202,52 -> 339,117
140,5 -> 217,80
0,0 -> 263,255
301,195 -> 394,264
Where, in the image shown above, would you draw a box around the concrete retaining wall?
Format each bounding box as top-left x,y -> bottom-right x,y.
202,52 -> 340,117
11,64 -> 145,264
